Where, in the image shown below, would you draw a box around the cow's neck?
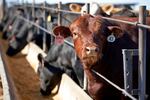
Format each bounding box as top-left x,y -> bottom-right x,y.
84,67 -> 96,82
83,62 -> 105,99
83,61 -> 103,83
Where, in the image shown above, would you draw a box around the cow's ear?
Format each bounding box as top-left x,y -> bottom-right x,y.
107,26 -> 123,38
106,26 -> 124,42
53,26 -> 71,38
37,53 -> 44,63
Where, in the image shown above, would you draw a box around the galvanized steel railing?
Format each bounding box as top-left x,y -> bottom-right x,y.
15,2 -> 150,100
17,15 -> 137,100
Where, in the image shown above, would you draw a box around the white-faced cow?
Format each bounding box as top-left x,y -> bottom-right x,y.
53,14 -> 150,100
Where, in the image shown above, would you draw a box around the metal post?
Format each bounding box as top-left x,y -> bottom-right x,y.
138,6 -> 147,100
122,49 -> 139,95
85,3 -> 90,14
83,3 -> 90,91
22,0 -> 24,4
32,0 -> 35,18
42,1 -> 46,52
122,49 -> 133,94
0,0 -> 5,21
58,2 -> 62,26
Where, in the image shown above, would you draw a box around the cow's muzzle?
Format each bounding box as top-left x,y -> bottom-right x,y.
85,46 -> 99,56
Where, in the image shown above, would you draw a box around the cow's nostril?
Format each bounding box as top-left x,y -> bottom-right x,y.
85,47 -> 90,52
85,47 -> 99,55
95,48 -> 99,52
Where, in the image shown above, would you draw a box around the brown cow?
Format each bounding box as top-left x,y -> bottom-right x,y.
53,14 -> 150,100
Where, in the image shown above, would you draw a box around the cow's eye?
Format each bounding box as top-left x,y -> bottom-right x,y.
73,32 -> 78,39
45,80 -> 49,84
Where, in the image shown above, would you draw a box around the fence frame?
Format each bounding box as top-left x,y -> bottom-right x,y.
122,49 -> 138,95
15,2 -> 150,100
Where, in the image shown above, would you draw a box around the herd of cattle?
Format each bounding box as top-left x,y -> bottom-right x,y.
0,2 -> 150,100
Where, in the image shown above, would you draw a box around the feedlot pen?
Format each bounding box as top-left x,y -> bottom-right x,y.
0,39 -> 57,100
0,39 -> 92,100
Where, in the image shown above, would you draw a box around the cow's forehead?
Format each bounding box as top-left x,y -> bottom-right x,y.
70,15 -> 103,32
71,16 -> 89,28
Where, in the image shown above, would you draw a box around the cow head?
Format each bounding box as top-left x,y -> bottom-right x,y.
37,53 -> 63,96
53,14 -> 123,69
37,53 -> 53,95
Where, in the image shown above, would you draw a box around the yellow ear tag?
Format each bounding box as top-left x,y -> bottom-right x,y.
47,15 -> 51,22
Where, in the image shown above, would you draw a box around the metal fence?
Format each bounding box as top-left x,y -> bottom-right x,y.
14,2 -> 150,100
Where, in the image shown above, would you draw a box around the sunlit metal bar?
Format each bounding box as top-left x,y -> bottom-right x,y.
32,0 -> 35,18
92,70 -> 137,100
25,5 -> 81,15
58,2 -> 62,26
24,5 -> 150,29
0,51 -> 11,100
42,1 -> 47,52
138,6 -> 147,100
101,16 -> 150,29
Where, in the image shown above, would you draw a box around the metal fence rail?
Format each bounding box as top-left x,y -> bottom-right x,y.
102,16 -> 150,29
17,15 -> 74,48
17,15 -> 137,100
92,70 -> 137,100
24,4 -> 150,29
0,51 -> 11,100
25,5 -> 81,15
0,44 -> 19,100
14,3 -> 150,100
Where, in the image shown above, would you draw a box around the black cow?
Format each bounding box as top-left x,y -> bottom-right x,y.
2,7 -> 25,39
5,3 -> 80,56
6,17 -> 52,56
6,20 -> 30,56
37,36 -> 84,95
0,6 -> 17,32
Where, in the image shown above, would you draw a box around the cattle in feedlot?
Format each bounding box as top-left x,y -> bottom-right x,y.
53,14 -> 150,100
37,36 -> 84,96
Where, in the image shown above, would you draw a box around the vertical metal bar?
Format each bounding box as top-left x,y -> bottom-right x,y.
43,1 -> 46,52
22,0 -> 24,4
22,0 -> 25,14
122,49 -> 133,94
58,2 -> 62,26
138,6 -> 147,100
122,49 -> 127,92
86,3 -> 90,14
0,0 -> 3,21
32,0 -> 35,18
83,3 -> 90,91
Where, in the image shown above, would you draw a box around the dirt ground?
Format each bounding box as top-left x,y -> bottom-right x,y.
0,39 -> 55,100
